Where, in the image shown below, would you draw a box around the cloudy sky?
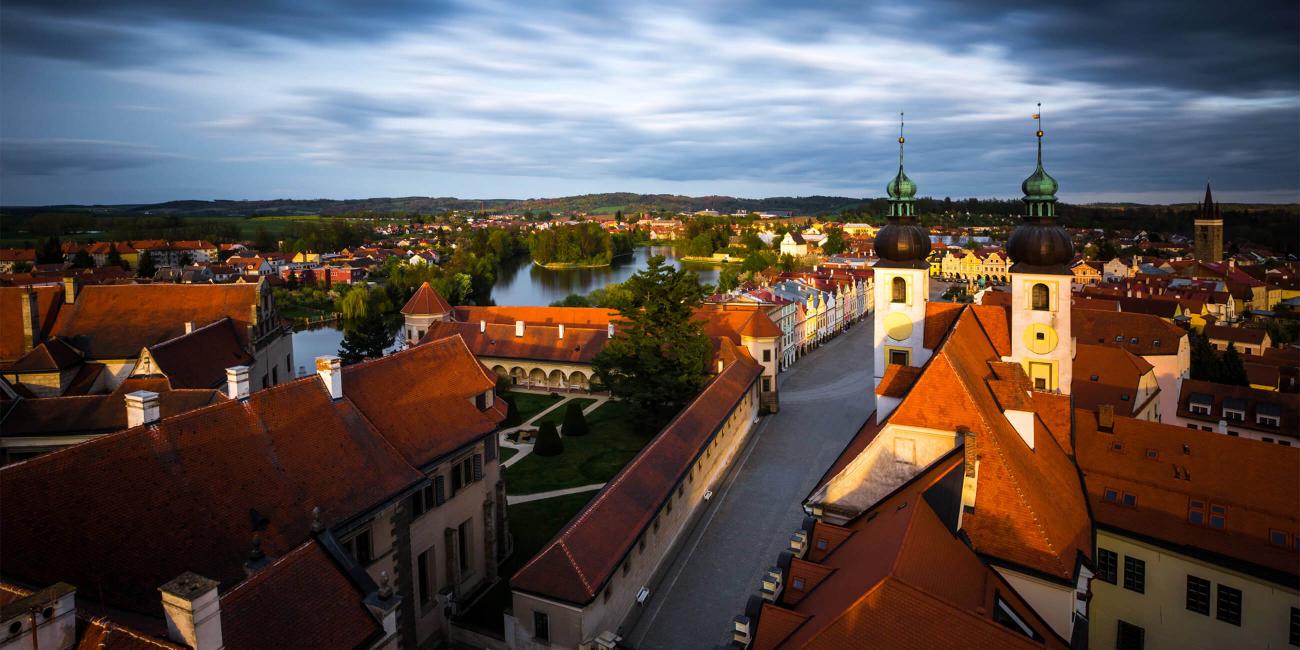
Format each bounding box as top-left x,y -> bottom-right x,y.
1,0 -> 1297,205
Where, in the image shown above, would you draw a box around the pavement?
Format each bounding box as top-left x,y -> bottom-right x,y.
506,482 -> 606,505
626,316 -> 877,649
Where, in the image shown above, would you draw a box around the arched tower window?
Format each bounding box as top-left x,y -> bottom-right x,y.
1031,282 -> 1050,311
891,277 -> 907,303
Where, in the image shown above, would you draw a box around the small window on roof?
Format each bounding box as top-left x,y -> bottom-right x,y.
1111,441 -> 1123,452
1130,337 -> 1138,344
791,577 -> 806,590
1115,335 -> 1124,343
1145,449 -> 1158,460
1103,488 -> 1119,502
1090,374 -> 1099,381
1153,339 -> 1161,347
816,538 -> 828,550
1122,493 -> 1137,507
1271,530 -> 1289,547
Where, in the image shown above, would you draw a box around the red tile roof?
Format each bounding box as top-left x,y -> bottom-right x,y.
52,284 -> 261,359
1176,378 -> 1298,439
0,286 -> 63,363
883,306 -> 1091,581
1,380 -> 227,437
421,320 -> 609,365
757,453 -> 1067,649
400,281 -> 452,315
1203,324 -> 1268,346
1075,408 -> 1300,583
511,343 -> 761,605
875,364 -> 921,398
1072,343 -> 1156,417
452,305 -> 618,327
146,318 -> 253,389
219,541 -> 380,650
0,249 -> 37,262
697,304 -> 783,340
1071,308 -> 1186,356
76,619 -> 185,650
1,338 -> 496,616
922,302 -> 964,350
6,337 -> 84,372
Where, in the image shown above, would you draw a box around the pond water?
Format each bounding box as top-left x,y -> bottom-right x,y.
291,244 -> 721,373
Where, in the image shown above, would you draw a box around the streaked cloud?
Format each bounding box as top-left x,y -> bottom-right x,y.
1,0 -> 1296,204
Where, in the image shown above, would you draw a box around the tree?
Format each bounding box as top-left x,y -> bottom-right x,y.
561,401 -> 589,436
338,313 -> 391,364
592,256 -> 712,432
137,253 -> 157,278
740,231 -> 766,253
778,253 -> 796,273
338,285 -> 372,321
72,249 -> 94,269
684,233 -> 715,257
502,395 -> 522,427
38,236 -> 62,264
821,228 -> 846,256
1096,239 -> 1120,261
533,421 -> 564,456
106,247 -> 124,269
717,265 -> 741,293
178,252 -> 194,267
1219,343 -> 1250,386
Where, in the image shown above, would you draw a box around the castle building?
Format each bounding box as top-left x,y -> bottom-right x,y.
1006,114 -> 1074,393
872,116 -> 933,390
1194,182 -> 1224,262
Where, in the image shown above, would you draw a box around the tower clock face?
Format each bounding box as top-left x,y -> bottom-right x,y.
1024,323 -> 1059,355
883,311 -> 913,341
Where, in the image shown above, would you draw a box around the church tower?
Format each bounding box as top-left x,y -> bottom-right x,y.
1006,106 -> 1073,394
1194,181 -> 1223,262
873,114 -> 932,389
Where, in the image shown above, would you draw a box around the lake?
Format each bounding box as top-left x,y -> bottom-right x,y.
292,244 -> 720,374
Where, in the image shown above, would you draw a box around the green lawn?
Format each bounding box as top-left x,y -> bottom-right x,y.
504,392 -> 564,426
533,397 -> 598,427
455,491 -> 595,633
499,447 -> 518,463
504,401 -> 648,495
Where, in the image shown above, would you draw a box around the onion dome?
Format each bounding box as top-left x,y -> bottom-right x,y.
876,113 -> 931,268
1008,106 -> 1073,273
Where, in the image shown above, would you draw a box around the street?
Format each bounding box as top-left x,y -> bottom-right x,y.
626,316 -> 876,649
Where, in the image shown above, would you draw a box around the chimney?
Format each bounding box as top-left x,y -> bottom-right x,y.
125,390 -> 161,428
515,320 -> 525,337
607,323 -> 615,337
184,321 -> 195,334
20,288 -> 40,353
62,276 -> 78,304
479,319 -> 486,333
226,365 -> 250,400
558,323 -> 565,340
159,573 -> 223,650
1097,404 -> 1115,432
0,582 -> 77,650
316,355 -> 342,399
958,426 -> 979,515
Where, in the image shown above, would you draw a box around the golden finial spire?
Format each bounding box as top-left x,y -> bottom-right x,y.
898,112 -> 905,167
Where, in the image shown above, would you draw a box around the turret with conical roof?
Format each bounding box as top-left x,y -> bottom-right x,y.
875,113 -> 930,268
1007,105 -> 1073,273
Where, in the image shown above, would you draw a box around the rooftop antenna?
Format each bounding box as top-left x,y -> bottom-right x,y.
1033,102 -> 1044,164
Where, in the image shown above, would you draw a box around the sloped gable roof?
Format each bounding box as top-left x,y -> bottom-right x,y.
400,281 -> 452,315
52,284 -> 259,359
146,318 -> 253,389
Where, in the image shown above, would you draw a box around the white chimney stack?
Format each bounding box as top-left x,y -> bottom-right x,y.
316,355 -> 343,400
160,573 -> 223,650
184,321 -> 195,334
480,319 -> 486,333
126,390 -> 161,428
558,324 -> 565,339
607,323 -> 615,337
226,365 -> 250,400
515,320 -> 525,337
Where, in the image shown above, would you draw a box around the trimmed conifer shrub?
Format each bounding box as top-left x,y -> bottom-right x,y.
561,401 -> 589,436
534,421 -> 564,456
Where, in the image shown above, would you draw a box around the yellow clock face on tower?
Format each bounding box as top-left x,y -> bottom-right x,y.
884,312 -> 913,341
1024,323 -> 1059,355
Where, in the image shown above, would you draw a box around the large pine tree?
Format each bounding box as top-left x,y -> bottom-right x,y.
593,255 -> 712,432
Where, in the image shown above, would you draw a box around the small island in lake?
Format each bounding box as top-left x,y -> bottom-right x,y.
530,222 -> 633,268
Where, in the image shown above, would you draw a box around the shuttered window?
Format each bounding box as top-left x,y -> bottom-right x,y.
434,475 -> 446,506
473,454 -> 483,481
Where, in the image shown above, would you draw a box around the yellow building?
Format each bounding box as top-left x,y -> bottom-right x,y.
1077,410 -> 1299,650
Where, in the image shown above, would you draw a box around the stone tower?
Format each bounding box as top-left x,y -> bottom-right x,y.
1006,106 -> 1073,394
873,114 -> 932,389
1194,182 -> 1223,262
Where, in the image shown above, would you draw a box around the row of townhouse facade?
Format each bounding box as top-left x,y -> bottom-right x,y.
764,272 -> 872,368
930,247 -> 1011,283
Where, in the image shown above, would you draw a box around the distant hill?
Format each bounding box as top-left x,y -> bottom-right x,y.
4,193 -> 1295,218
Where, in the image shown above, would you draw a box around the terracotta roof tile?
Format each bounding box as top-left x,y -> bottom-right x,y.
758,454 -> 1067,649
1075,408 -> 1299,582
76,619 -> 185,650
422,320 -> 608,365
922,302 -> 964,350
1176,379 -> 1298,439
219,541 -> 380,650
875,365 -> 921,398
511,345 -> 762,605
1071,308 -> 1186,356
6,337 -> 83,372
146,318 -> 253,389
1072,343 -> 1156,417
400,281 -> 452,315
52,284 -> 261,359
452,305 -> 617,327
1,382 -> 226,437
0,286 -> 63,363
1203,324 -> 1268,346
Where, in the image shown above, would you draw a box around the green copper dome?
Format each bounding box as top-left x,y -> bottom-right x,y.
887,166 -> 917,199
1021,130 -> 1058,201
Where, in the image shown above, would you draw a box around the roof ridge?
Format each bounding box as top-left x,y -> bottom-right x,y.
149,316 -> 233,350
556,540 -> 595,596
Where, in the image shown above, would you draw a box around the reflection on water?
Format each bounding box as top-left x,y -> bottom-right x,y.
291,245 -> 722,371
491,245 -> 721,306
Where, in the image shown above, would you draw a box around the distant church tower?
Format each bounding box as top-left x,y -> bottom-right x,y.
1194,182 -> 1223,262
1006,106 -> 1073,394
873,114 -> 932,389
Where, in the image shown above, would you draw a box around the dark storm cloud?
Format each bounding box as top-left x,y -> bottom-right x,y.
1,139 -> 180,176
